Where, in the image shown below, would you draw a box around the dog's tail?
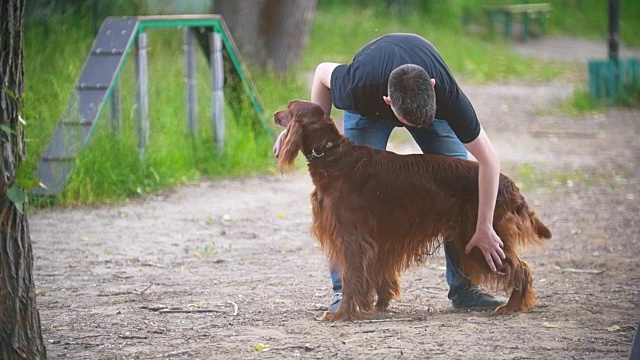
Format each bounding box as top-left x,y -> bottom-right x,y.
497,179 -> 551,247
520,197 -> 552,239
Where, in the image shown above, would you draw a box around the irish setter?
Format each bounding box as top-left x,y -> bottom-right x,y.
274,100 -> 551,321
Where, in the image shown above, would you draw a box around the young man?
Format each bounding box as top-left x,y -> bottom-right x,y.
278,33 -> 506,311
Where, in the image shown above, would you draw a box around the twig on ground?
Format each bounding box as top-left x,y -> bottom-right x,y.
118,333 -> 148,340
227,300 -> 238,316
411,322 -> 444,329
143,300 -> 237,315
141,305 -> 168,312
48,339 -> 101,347
98,283 -> 153,297
354,318 -> 415,323
158,308 -> 224,314
560,268 -> 605,274
71,334 -> 104,340
147,349 -> 192,358
193,322 -> 219,330
138,283 -> 153,294
271,344 -> 316,352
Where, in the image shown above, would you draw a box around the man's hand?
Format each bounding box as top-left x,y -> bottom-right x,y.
465,226 -> 506,272
272,129 -> 287,158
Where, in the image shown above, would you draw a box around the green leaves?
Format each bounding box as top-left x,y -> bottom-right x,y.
15,165 -> 45,191
6,185 -> 26,214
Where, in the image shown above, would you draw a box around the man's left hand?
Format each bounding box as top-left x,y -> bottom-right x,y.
465,226 -> 505,272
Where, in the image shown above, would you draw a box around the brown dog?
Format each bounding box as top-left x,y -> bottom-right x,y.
274,100 -> 551,321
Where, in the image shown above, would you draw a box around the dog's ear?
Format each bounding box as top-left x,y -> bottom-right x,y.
277,118 -> 303,172
274,108 -> 292,128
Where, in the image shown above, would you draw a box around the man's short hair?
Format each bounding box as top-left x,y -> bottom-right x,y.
388,64 -> 436,127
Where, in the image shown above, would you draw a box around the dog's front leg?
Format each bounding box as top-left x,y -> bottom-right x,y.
321,235 -> 377,321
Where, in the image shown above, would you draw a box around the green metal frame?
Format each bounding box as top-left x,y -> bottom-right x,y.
33,15 -> 272,197
133,15 -> 267,130
94,15 -> 270,144
99,15 -> 268,138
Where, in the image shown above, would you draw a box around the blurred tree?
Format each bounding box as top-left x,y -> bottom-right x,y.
0,0 -> 47,358
213,0 -> 317,74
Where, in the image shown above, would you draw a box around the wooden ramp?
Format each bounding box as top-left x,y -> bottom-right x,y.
34,15 -> 268,196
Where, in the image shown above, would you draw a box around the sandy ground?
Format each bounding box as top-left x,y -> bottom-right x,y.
30,37 -> 639,359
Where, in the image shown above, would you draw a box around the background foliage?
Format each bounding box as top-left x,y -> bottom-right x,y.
23,0 -> 639,205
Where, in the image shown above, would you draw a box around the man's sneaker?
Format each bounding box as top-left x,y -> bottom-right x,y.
328,292 -> 342,312
451,287 -> 504,310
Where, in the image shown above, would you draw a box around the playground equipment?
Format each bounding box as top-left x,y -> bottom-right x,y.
34,15 -> 270,196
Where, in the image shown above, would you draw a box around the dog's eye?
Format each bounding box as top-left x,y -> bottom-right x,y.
326,142 -> 333,148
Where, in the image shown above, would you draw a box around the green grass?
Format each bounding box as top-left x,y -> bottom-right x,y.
512,163 -> 635,194
304,3 -> 567,83
26,24 -> 286,206
22,2 -> 638,206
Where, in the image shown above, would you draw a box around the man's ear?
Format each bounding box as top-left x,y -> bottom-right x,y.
431,78 -> 436,87
383,96 -> 392,106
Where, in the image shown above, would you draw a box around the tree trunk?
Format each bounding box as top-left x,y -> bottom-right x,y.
213,0 -> 265,63
0,0 -> 47,358
213,0 -> 317,74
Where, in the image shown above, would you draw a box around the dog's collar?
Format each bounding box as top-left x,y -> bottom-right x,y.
305,141 -> 336,162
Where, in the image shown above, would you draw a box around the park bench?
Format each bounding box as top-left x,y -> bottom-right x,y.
485,3 -> 552,41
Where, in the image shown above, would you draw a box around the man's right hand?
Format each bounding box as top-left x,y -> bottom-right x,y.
272,129 -> 287,158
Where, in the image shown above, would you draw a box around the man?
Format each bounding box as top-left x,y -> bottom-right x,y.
278,33 -> 506,311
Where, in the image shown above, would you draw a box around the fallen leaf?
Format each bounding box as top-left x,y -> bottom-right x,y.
255,343 -> 270,351
606,325 -> 621,332
543,322 -> 560,328
277,212 -> 286,219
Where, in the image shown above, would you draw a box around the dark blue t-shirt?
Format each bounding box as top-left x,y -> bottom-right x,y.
330,33 -> 481,144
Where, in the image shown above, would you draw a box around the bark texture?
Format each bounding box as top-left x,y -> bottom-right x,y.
0,0 -> 47,358
213,0 -> 317,74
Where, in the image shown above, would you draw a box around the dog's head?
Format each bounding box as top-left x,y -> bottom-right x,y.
274,100 -> 343,172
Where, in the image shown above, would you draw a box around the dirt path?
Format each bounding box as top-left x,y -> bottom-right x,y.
31,38 -> 639,359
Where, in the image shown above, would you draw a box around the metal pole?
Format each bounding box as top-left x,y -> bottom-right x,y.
136,32 -> 150,158
608,0 -> 621,98
608,0 -> 620,62
109,79 -> 122,137
210,32 -> 225,151
184,28 -> 198,135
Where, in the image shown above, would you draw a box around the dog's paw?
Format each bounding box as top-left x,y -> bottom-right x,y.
494,304 -> 524,314
320,311 -> 336,321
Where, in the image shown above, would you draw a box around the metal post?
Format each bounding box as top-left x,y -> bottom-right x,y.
523,12 -> 530,42
608,0 -> 620,62
109,80 -> 122,137
210,32 -> 225,151
136,32 -> 150,158
608,0 -> 621,99
184,28 -> 198,135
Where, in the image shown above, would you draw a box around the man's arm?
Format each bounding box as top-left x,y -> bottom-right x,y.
311,62 -> 341,116
275,62 -> 340,157
464,127 -> 506,272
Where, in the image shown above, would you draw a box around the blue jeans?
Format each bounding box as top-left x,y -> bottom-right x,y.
330,111 -> 471,299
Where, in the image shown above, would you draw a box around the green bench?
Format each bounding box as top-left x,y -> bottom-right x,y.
588,58 -> 640,102
485,3 -> 552,41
